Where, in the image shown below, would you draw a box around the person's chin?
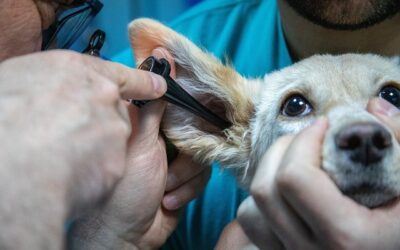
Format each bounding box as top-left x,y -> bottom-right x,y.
283,0 -> 400,30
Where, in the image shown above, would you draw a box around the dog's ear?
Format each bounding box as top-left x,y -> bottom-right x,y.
128,18 -> 261,177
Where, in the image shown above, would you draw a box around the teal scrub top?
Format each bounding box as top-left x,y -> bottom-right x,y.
112,0 -> 292,249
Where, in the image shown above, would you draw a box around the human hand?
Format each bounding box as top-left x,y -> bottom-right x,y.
368,97 -> 400,140
237,114 -> 400,250
68,48 -> 211,250
0,50 -> 166,249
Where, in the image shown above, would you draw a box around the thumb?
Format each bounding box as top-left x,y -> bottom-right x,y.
368,98 -> 400,141
281,117 -> 329,169
126,100 -> 167,154
136,100 -> 167,137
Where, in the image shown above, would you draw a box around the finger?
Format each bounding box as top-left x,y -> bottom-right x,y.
85,75 -> 131,133
237,197 -> 285,250
279,117 -> 328,170
138,100 -> 166,131
78,53 -> 167,100
127,100 -> 167,148
276,118 -> 367,236
215,220 -> 256,250
250,135 -> 313,248
165,154 -> 206,191
151,47 -> 177,79
251,135 -> 294,194
162,166 -> 211,210
368,98 -> 400,141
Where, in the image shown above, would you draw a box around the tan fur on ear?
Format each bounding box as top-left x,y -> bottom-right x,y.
128,19 -> 178,64
129,18 -> 260,177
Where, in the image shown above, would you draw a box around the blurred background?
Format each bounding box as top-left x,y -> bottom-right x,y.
75,0 -> 204,58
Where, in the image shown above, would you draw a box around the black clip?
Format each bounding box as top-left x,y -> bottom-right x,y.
133,56 -> 232,130
83,29 -> 106,57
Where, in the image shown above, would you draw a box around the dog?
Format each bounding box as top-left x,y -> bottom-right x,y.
129,18 -> 400,208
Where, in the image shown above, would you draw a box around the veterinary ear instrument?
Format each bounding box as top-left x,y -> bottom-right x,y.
82,33 -> 231,130
132,56 -> 232,130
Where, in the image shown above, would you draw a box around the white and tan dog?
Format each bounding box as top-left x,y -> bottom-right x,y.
129,18 -> 400,208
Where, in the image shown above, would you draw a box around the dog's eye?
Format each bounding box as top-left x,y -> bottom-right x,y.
379,86 -> 400,108
281,95 -> 312,117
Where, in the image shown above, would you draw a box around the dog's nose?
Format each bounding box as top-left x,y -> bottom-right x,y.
335,122 -> 392,166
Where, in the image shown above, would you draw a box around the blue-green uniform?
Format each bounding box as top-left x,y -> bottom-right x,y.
113,0 -> 293,249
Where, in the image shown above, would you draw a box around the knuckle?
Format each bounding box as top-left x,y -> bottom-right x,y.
105,162 -> 125,186
276,163 -> 297,192
236,199 -> 252,224
109,162 -> 125,181
250,181 -> 271,204
92,78 -> 120,101
104,80 -> 120,99
119,112 -> 132,136
48,50 -> 83,66
103,139 -> 128,180
119,119 -> 131,138
111,119 -> 131,140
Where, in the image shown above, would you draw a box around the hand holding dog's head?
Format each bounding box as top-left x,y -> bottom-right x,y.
129,19 -> 400,207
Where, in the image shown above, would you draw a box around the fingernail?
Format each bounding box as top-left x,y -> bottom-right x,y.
163,195 -> 180,210
150,73 -> 167,96
373,98 -> 399,117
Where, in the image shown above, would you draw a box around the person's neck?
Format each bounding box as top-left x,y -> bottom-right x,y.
278,0 -> 400,61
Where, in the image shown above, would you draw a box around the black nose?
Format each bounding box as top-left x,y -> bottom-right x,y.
335,122 -> 392,166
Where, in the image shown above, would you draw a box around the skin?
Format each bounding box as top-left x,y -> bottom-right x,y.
0,0 -> 210,249
284,0 -> 400,30
278,0 -> 400,60
229,1 -> 400,249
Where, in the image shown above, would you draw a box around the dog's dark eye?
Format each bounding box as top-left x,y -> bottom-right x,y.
281,94 -> 312,117
379,86 -> 400,108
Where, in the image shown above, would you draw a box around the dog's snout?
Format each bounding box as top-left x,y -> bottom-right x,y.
335,122 -> 392,166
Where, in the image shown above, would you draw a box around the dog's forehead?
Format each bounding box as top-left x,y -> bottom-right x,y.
261,54 -> 400,106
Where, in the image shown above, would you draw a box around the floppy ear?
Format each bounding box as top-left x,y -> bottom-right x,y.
128,18 -> 261,178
